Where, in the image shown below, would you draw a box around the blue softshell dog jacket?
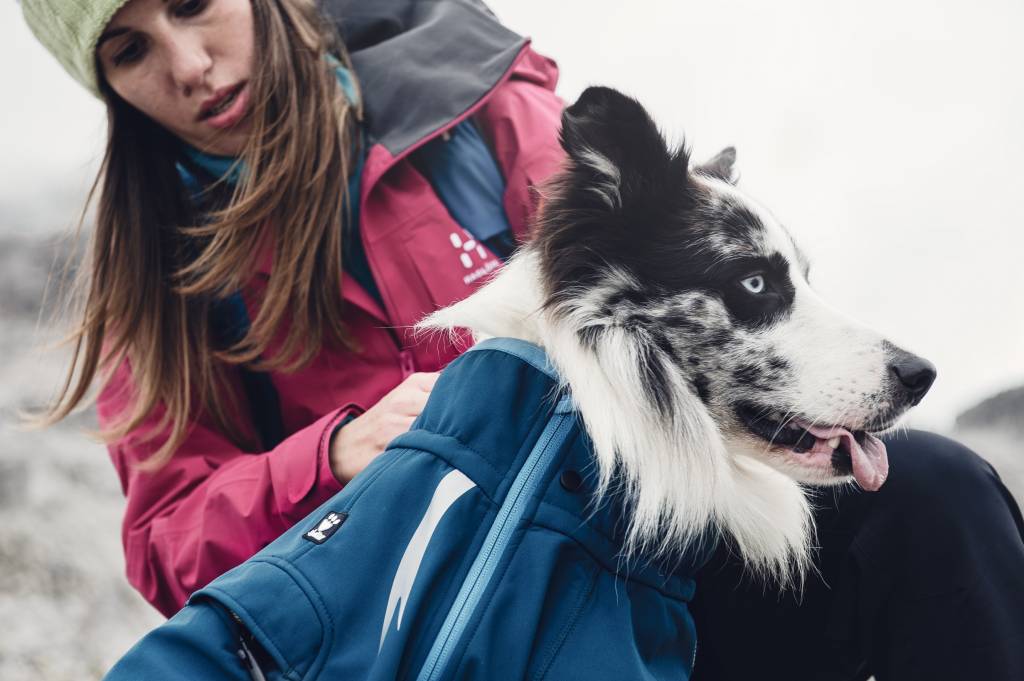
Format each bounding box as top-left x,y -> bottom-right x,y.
105,339 -> 706,680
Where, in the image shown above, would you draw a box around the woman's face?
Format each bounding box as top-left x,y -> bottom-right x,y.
97,0 -> 256,156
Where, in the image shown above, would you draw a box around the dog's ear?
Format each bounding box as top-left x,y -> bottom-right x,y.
538,87 -> 698,299
695,147 -> 738,184
559,86 -> 690,210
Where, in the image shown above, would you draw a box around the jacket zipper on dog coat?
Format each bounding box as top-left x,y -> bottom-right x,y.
416,390 -> 576,681
104,338 -> 708,681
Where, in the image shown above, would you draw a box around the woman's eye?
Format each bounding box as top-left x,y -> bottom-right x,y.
740,274 -> 766,294
176,0 -> 207,17
113,39 -> 146,66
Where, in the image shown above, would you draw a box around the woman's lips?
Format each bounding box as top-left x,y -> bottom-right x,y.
201,82 -> 250,130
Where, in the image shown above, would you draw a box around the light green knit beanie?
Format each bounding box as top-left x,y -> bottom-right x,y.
21,0 -> 133,98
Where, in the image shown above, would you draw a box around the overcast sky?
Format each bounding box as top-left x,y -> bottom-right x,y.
2,0 -> 1022,431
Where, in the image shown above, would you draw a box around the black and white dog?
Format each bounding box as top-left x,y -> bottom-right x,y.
423,87 -> 935,583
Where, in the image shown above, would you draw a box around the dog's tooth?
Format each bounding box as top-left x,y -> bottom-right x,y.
827,437 -> 840,449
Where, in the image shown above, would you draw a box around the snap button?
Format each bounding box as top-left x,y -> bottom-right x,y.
559,469 -> 584,492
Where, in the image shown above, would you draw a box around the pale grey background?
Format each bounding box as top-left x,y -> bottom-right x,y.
5,0 -> 1024,430
1,0 -> 1021,678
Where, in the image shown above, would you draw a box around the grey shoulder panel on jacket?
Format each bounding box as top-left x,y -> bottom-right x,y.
319,0 -> 528,156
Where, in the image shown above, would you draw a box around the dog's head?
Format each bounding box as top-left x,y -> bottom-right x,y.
536,86 -> 935,492
422,86 -> 935,580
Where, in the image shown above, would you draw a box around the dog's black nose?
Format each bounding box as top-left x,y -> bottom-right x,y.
890,355 -> 937,404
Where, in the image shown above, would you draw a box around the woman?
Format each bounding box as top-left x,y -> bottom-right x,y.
26,0 -> 564,615
21,0 -> 1024,678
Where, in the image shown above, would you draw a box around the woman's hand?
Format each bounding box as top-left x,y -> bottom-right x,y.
329,372 -> 440,484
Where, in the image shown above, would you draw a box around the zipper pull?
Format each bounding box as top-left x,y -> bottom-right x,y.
400,349 -> 417,379
238,637 -> 268,681
229,610 -> 268,681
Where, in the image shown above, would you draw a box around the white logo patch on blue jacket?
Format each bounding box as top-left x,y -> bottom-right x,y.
303,511 -> 347,544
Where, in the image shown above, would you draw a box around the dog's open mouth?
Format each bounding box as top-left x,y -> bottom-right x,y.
735,402 -> 889,491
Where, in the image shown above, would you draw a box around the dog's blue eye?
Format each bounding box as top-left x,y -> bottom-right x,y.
740,275 -> 766,294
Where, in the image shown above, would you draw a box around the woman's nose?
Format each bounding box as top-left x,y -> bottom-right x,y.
166,34 -> 212,96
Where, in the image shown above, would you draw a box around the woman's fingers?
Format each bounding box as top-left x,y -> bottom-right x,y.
412,371 -> 440,390
328,371 -> 441,483
391,372 -> 439,415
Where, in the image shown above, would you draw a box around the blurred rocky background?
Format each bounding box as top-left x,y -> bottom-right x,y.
0,224 -> 163,679
956,389 -> 1024,500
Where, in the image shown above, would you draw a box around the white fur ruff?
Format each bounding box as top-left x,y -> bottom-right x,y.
420,251 -> 812,584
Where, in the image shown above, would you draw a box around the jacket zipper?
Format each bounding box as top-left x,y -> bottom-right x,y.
414,394 -> 575,681
399,348 -> 417,379
228,610 -> 268,681
358,42 -> 532,352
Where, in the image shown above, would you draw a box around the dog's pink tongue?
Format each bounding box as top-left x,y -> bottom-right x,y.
798,422 -> 890,491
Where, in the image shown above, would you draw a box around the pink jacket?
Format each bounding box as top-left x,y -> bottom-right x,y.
99,44 -> 566,617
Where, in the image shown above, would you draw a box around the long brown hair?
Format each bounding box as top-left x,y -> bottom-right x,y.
35,0 -> 361,468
